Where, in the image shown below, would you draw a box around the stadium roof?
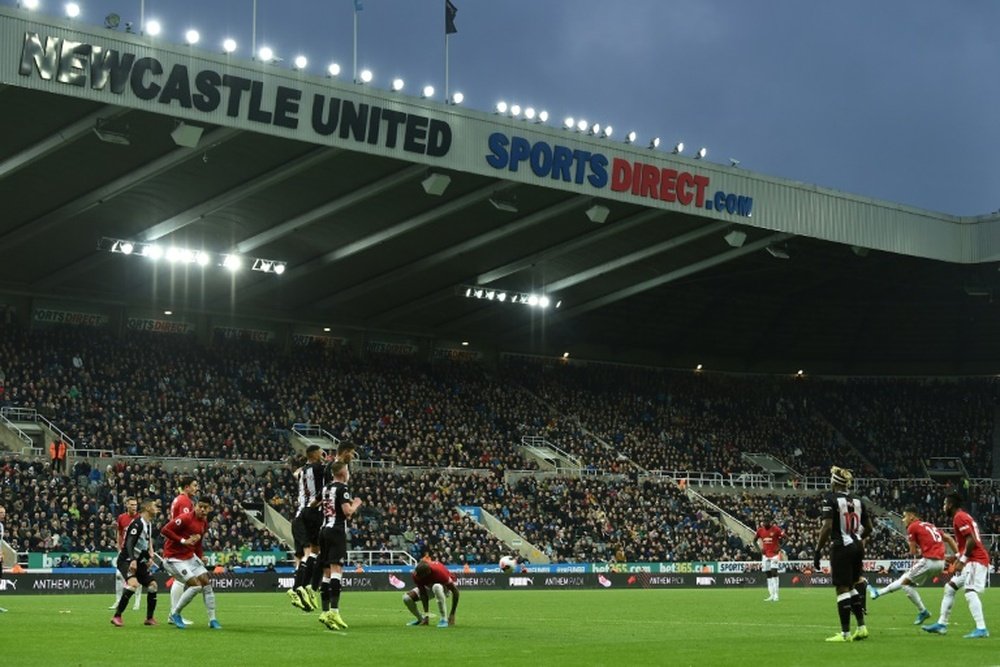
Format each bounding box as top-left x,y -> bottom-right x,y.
3,6 -> 1000,374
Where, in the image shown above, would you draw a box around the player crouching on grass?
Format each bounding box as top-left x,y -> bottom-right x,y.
404,560 -> 460,628
160,500 -> 222,630
111,498 -> 160,627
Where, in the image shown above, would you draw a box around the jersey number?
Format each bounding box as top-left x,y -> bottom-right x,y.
920,522 -> 942,543
842,511 -> 860,534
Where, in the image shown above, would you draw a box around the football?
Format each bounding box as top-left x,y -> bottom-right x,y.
499,555 -> 517,573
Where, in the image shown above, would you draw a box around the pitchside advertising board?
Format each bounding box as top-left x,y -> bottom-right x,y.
3,571 -> 993,595
1,11 -> 760,224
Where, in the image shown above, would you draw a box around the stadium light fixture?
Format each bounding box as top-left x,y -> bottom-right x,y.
576,119 -> 588,132
222,254 -> 243,272
461,341 -> 469,346
459,285 -> 554,309
422,85 -> 435,99
145,19 -> 161,36
185,29 -> 200,45
327,62 -> 341,77
796,369 -> 805,377
251,258 -> 286,275
144,245 -> 163,260
450,91 -> 464,105
495,101 -> 508,114
523,107 -> 536,121
293,55 -> 308,70
537,110 -> 549,123
602,126 -> 614,139
563,117 -> 575,129
672,142 -> 684,154
562,352 -> 570,359
391,78 -> 405,92
65,2 -> 80,18
696,147 -> 708,159
589,123 -> 601,136
258,46 -> 274,62
695,364 -> 703,371
625,131 -> 637,144
222,38 -> 238,54
648,137 -> 660,149
358,69 -> 373,84
323,327 -> 331,332
21,0 -> 40,9
510,104 -> 522,118
163,310 -> 173,316
729,158 -> 741,167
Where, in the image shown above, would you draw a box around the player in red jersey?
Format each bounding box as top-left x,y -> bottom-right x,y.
870,507 -> 953,624
922,493 -> 991,638
167,477 -> 198,625
755,517 -> 785,602
160,499 -> 221,630
110,498 -> 141,611
404,560 -> 460,628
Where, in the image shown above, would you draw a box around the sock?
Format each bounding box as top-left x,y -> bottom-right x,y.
773,576 -> 780,599
174,585 -> 202,615
854,580 -> 868,614
330,572 -> 342,612
302,555 -> 316,590
966,591 -> 986,630
938,584 -> 957,624
403,594 -> 422,620
133,586 -> 142,610
293,559 -> 307,589
850,590 -> 865,627
202,584 -> 217,622
115,573 -> 123,605
432,583 -> 447,618
310,557 -> 324,591
170,580 -> 185,614
836,592 -> 853,634
321,578 -> 331,612
115,587 -> 135,616
902,585 -> 924,611
146,590 -> 157,620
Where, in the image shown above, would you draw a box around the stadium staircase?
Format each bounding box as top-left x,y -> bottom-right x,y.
457,505 -> 550,564
519,435 -> 582,471
682,488 -> 754,546
0,407 -> 105,460
741,452 -> 800,483
290,423 -> 340,455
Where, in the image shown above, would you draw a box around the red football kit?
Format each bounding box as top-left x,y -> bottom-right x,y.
953,510 -> 990,566
413,561 -> 456,589
907,520 -> 946,560
161,512 -> 208,560
171,493 -> 194,520
116,511 -> 138,550
755,525 -> 784,558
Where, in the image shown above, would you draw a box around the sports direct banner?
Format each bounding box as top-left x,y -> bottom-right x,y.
2,571 -> 991,594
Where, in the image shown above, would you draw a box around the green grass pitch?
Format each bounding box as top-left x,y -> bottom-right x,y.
1,587 -> 996,666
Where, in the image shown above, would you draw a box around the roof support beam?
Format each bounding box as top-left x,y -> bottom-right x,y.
544,221 -> 731,293
33,147 -> 336,290
476,209 -> 665,285
0,107 -> 120,179
313,196 -> 589,309
551,232 -> 794,322
224,179 -> 511,305
0,127 -> 242,252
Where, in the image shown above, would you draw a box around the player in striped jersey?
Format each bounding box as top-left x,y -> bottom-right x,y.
289,445 -> 325,611
814,466 -> 874,642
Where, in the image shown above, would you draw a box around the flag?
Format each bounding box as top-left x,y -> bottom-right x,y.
445,0 -> 458,34
354,0 -> 363,11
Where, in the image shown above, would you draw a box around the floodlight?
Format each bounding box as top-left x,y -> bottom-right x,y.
65,2 -> 80,18
510,104 -> 521,117
391,78 -> 405,91
527,295 -> 539,306
524,107 -> 536,120
293,55 -> 308,70
273,263 -> 286,275
104,13 -> 120,28
450,91 -> 464,104
589,123 -> 601,135
222,254 -> 242,271
538,296 -> 551,308
496,101 -> 508,114
145,19 -> 161,36
359,69 -> 373,83
672,142 -> 684,154
602,126 -> 613,138
576,119 -> 588,132
144,245 -> 163,260
538,110 -> 549,123
258,46 -> 274,62
327,62 -> 341,77
422,85 -> 435,98
648,137 -> 660,149
696,147 -> 707,159
195,251 -> 211,267
625,131 -> 637,144
563,117 -> 575,129
185,29 -> 200,45
729,158 -> 741,167
119,241 -> 134,255
22,0 -> 40,8
222,38 -> 237,53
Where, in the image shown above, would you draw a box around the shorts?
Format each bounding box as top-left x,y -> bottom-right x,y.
292,507 -> 322,556
761,555 -> 780,573
163,556 -> 208,583
949,561 -> 989,593
830,541 -> 863,589
318,526 -> 347,567
904,558 -> 944,586
116,557 -> 155,587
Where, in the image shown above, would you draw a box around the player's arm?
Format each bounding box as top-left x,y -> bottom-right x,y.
814,518 -> 833,568
161,515 -> 201,546
941,532 -> 959,557
955,525 -> 980,569
907,536 -> 919,557
122,523 -> 141,573
340,497 -> 363,517
860,510 -> 874,546
418,584 -> 430,611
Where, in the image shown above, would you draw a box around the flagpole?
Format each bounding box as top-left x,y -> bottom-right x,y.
139,0 -> 144,34
445,34 -> 450,102
251,0 -> 257,59
353,8 -> 358,82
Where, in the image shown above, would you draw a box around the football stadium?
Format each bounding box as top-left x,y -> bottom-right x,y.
0,3 -> 997,666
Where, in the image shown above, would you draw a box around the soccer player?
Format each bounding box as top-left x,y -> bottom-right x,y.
922,493 -> 991,638
755,516 -> 785,602
111,497 -> 142,611
404,560 -> 460,628
870,507 -> 951,624
110,498 -> 161,626
160,499 -> 221,630
0,504 -> 7,613
167,477 -> 198,626
316,461 -> 362,630
814,466 -> 874,642
289,445 -> 325,612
